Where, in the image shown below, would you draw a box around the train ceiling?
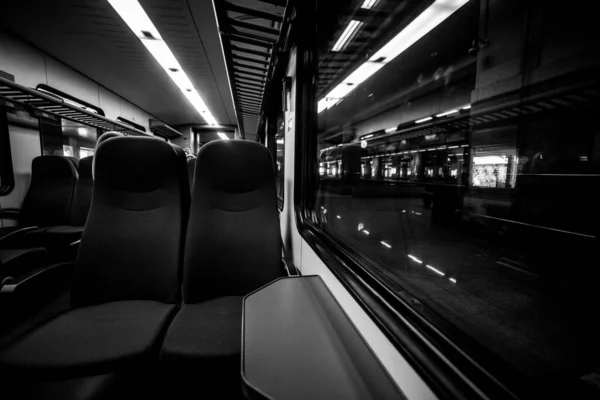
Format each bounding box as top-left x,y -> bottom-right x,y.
0,0 -> 238,134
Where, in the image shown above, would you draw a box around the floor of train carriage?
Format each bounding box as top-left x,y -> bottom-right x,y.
317,188 -> 600,386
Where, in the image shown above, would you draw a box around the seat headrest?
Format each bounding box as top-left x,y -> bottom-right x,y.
194,140 -> 274,195
79,156 -> 93,179
95,136 -> 182,193
32,156 -> 79,179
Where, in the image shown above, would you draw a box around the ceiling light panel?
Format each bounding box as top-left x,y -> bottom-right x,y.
107,0 -> 218,125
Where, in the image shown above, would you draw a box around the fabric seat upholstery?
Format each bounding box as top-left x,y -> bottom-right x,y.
0,156 -> 78,245
1,301 -> 176,377
160,297 -> 242,367
20,156 -> 79,228
0,137 -> 190,381
42,156 -> 95,247
160,140 -> 283,367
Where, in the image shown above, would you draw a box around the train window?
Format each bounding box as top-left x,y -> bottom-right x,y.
314,0 -> 600,396
40,118 -> 99,160
275,107 -> 285,201
0,104 -> 15,196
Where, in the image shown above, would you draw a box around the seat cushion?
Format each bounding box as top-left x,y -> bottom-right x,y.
0,300 -> 177,378
160,296 -> 243,366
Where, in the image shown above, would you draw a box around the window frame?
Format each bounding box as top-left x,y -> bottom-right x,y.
287,1 -> 524,399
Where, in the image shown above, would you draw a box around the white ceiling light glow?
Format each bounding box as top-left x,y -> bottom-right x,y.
319,0 -> 470,113
217,132 -> 230,140
107,0 -> 218,125
361,0 -> 379,9
332,20 -> 364,52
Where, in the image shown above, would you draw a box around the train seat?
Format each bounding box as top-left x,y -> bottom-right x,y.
0,136 -> 189,381
160,140 -> 283,371
43,155 -> 94,247
0,156 -> 78,246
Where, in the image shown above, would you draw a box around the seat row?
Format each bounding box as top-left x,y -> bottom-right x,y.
0,136 -> 283,398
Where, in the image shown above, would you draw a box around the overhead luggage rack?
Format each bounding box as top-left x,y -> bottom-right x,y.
0,76 -> 149,136
149,119 -> 182,140
214,0 -> 289,138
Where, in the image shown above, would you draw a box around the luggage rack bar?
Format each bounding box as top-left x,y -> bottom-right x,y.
0,77 -> 150,136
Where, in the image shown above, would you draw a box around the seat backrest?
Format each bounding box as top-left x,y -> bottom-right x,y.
69,156 -> 94,226
183,140 -> 282,303
73,137 -> 189,307
186,157 -> 196,191
20,156 -> 78,227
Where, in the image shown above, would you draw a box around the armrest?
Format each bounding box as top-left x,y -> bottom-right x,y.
0,226 -> 40,249
0,208 -> 22,220
0,262 -> 74,294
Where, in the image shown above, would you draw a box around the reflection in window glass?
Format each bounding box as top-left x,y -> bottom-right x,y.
275,111 -> 285,200
314,0 -> 600,395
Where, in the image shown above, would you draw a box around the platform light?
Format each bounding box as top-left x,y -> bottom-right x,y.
318,0 -> 470,113
107,0 -> 218,125
362,134 -> 374,139
358,223 -> 364,231
449,278 -> 457,283
363,230 -> 370,235
436,109 -> 459,117
336,215 -> 341,219
277,139 -> 284,144
361,0 -> 378,9
332,20 -> 364,52
380,241 -> 392,248
385,127 -> 396,133
416,116 -> 433,124
408,254 -> 423,264
462,105 -> 471,110
217,132 -> 229,140
426,264 -> 445,276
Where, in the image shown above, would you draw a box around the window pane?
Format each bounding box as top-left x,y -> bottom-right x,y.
40,118 -> 98,159
314,0 -> 600,393
275,108 -> 285,200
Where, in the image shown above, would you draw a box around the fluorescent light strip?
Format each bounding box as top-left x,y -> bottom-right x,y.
416,116 -> 433,124
361,0 -> 378,9
385,127 -> 396,133
363,230 -> 370,235
276,139 -> 284,144
380,241 -> 392,248
332,20 -> 364,52
408,254 -> 423,264
449,278 -> 457,283
319,0 -> 469,112
217,132 -> 230,140
336,215 -> 341,219
436,109 -> 459,117
107,0 -> 218,125
363,134 -> 374,139
426,264 -> 445,276
462,105 -> 471,110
